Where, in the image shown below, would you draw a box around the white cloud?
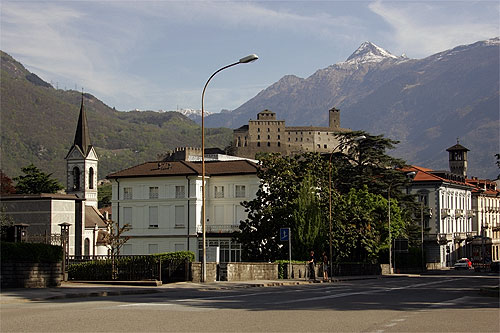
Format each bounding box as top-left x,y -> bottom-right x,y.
369,0 -> 500,58
0,1 -> 156,108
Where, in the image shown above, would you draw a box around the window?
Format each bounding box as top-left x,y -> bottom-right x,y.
267,135 -> 270,139
278,128 -> 280,132
257,128 -> 260,132
257,142 -> 260,147
148,244 -> 158,254
235,185 -> 246,198
317,144 -> 320,148
149,206 -> 158,228
324,144 -> 327,148
123,187 -> 133,200
267,128 -> 270,132
278,135 -> 280,140
267,142 -> 270,146
278,142 -> 281,147
257,134 -> 260,140
84,238 -> 90,256
149,186 -> 159,199
123,207 -> 132,227
73,167 -> 80,190
175,185 -> 185,198
89,167 -> 94,189
215,186 -> 224,198
175,205 -> 185,227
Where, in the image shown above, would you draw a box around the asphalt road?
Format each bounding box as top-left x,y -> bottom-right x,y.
1,274 -> 498,332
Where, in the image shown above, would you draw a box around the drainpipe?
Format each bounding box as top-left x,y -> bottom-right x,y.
186,176 -> 190,252
116,178 -> 120,230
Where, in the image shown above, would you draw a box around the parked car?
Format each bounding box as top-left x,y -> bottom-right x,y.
454,258 -> 472,269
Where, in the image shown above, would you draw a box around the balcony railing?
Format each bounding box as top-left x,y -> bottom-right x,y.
197,224 -> 241,234
441,208 -> 450,218
455,209 -> 464,218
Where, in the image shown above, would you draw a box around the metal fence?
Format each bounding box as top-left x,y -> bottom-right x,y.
67,255 -> 190,283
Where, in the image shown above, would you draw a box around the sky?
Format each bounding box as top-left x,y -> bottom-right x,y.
1,0 -> 499,113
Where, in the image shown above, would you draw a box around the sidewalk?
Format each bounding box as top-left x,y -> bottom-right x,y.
0,275 -> 387,303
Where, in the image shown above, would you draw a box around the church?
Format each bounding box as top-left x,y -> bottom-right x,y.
1,95 -> 108,257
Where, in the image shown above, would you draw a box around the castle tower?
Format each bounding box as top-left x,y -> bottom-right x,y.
65,94 -> 98,208
446,139 -> 469,178
329,107 -> 340,129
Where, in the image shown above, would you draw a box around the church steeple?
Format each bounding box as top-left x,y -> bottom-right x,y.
65,93 -> 98,208
73,94 -> 91,156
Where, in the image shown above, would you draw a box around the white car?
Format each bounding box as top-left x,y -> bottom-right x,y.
454,258 -> 472,269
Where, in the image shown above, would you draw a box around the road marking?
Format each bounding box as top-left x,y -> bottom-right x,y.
385,323 -> 397,327
270,278 -> 458,305
118,303 -> 174,307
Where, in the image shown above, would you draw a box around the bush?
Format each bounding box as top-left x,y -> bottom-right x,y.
68,251 -> 195,281
0,241 -> 63,263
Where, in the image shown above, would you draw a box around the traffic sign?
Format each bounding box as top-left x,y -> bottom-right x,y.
280,228 -> 290,241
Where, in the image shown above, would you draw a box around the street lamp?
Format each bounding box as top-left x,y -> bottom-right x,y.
201,54 -> 258,282
328,135 -> 365,279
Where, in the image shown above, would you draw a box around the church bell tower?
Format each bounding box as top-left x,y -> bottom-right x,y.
446,139 -> 469,178
65,94 -> 98,208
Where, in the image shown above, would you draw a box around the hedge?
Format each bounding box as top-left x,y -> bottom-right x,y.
68,251 -> 195,281
0,241 -> 63,263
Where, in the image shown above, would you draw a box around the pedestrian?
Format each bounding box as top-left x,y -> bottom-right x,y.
322,251 -> 328,281
308,250 -> 316,280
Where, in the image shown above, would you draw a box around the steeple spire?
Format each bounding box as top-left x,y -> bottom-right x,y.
73,93 -> 91,156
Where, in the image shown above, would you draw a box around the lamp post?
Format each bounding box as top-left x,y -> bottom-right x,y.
328,135 -> 365,279
201,54 -> 258,282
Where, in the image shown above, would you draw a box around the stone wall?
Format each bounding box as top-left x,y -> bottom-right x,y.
226,262 -> 278,281
190,262 -> 218,283
1,261 -> 62,288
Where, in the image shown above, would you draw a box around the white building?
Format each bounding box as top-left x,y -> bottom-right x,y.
107,159 -> 260,261
405,165 -> 474,268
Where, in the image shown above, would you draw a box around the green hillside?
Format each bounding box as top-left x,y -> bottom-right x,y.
0,51 -> 232,183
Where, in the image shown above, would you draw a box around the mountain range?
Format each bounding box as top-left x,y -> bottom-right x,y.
204,38 -> 500,179
0,51 -> 232,183
1,38 -> 498,183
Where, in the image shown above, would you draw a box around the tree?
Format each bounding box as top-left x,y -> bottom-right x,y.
332,186 -> 406,263
332,130 -> 411,201
293,173 -> 324,258
103,218 -> 131,279
13,164 -> 63,194
236,153 -> 329,262
0,170 -> 16,195
98,183 -> 112,208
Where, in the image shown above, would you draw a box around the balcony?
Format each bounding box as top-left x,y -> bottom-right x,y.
197,224 -> 241,234
455,209 -> 464,218
440,208 -> 450,218
466,210 -> 476,218
453,232 -> 467,241
437,233 -> 451,245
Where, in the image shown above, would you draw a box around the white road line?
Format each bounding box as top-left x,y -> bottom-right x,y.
270,278 -> 459,305
118,303 -> 174,307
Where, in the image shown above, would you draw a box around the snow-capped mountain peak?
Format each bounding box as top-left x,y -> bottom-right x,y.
345,41 -> 399,64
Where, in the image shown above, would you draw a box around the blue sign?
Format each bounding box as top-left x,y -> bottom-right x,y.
280,228 -> 290,241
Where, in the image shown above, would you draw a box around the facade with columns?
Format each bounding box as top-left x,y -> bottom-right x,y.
406,141 -> 499,268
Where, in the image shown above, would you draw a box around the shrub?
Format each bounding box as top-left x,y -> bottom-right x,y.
68,251 -> 195,281
275,260 -> 306,279
0,241 -> 63,263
